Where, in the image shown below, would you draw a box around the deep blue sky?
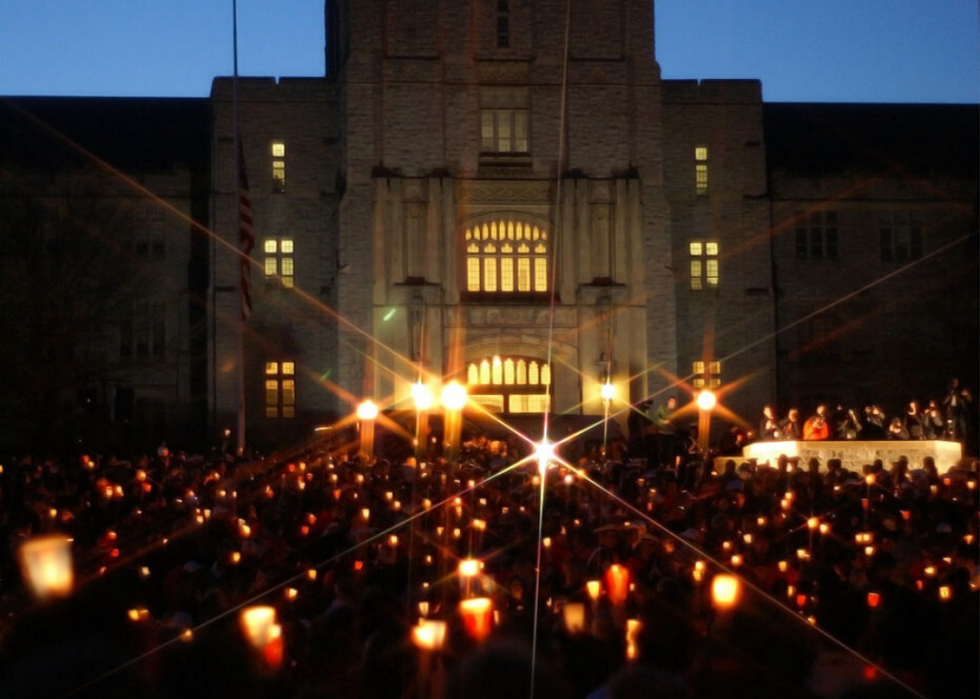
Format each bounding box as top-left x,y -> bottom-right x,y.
1,0 -> 976,103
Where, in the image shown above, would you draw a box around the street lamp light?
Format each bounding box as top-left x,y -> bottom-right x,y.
696,389 -> 716,464
600,380 -> 615,459
357,400 -> 378,460
441,381 -> 467,462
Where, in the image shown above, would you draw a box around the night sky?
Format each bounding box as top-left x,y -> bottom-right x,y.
0,0 -> 976,103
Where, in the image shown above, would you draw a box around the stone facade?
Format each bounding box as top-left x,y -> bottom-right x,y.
2,2 -> 976,454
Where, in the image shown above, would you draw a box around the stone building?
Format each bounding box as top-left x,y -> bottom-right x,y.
1,0 -> 976,453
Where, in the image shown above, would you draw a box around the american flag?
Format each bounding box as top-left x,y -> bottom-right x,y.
238,142 -> 254,320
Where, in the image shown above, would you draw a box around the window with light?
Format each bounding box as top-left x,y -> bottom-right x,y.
692,361 -> 721,389
271,142 -> 286,192
695,146 -> 709,195
689,241 -> 719,290
264,237 -> 295,288
265,361 -> 295,418
465,356 -> 551,414
465,219 -> 548,294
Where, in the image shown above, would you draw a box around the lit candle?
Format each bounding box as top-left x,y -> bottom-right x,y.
625,619 -> 642,660
19,536 -> 73,602
711,574 -> 740,610
563,602 -> 586,634
411,619 -> 448,651
241,606 -> 278,652
459,598 -> 493,641
605,564 -> 630,605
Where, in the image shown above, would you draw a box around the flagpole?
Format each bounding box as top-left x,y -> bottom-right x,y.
233,0 -> 246,455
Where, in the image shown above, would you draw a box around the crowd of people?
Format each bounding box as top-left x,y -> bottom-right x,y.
633,379 -> 976,465
0,398 -> 977,699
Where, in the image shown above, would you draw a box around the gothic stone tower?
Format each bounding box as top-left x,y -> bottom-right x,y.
328,0 -> 674,426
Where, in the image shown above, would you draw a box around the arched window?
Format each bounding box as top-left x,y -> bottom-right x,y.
465,219 -> 548,294
465,355 -> 551,414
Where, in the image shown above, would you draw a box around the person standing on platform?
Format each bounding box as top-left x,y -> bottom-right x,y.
759,405 -> 780,440
803,405 -> 831,441
943,378 -> 972,441
779,408 -> 803,440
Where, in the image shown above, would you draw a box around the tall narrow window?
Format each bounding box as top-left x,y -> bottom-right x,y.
496,1 -> 510,48
690,241 -> 719,290
465,220 -> 548,294
264,237 -> 295,288
271,142 -> 286,192
695,146 -> 709,195
480,89 -> 529,154
265,361 -> 296,418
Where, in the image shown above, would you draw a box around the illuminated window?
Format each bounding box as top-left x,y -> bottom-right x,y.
464,219 -> 548,294
496,1 -> 510,48
465,356 -> 551,413
481,88 -> 529,154
879,211 -> 923,262
795,210 -> 838,259
265,360 -> 296,418
695,146 -> 708,195
263,237 -> 295,288
271,142 -> 286,192
689,241 -> 719,290
692,361 -> 721,389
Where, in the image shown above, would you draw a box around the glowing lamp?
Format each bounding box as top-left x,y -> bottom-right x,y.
19,536 -> 74,602
807,517 -> 819,530
411,382 -> 434,410
361,508 -> 371,521
459,598 -> 493,641
600,381 -> 616,402
307,568 -> 317,581
356,400 -> 379,420
586,580 -> 602,601
542,537 -> 552,548
866,592 -> 881,608
605,564 -> 630,605
459,558 -> 480,577
819,523 -> 830,535
412,620 -> 447,651
441,381 -> 468,411
696,390 -> 716,412
534,440 -> 556,475
939,585 -> 952,601
711,574 -> 741,610
563,602 -> 586,634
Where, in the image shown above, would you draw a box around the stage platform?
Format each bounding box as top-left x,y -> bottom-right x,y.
738,440 -> 964,475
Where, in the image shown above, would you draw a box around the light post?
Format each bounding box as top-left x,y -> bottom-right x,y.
441,381 -> 467,463
600,380 -> 616,460
696,389 -> 716,466
412,382 -> 433,461
356,400 -> 379,460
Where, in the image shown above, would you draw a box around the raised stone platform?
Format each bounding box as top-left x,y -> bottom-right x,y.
738,440 -> 964,475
